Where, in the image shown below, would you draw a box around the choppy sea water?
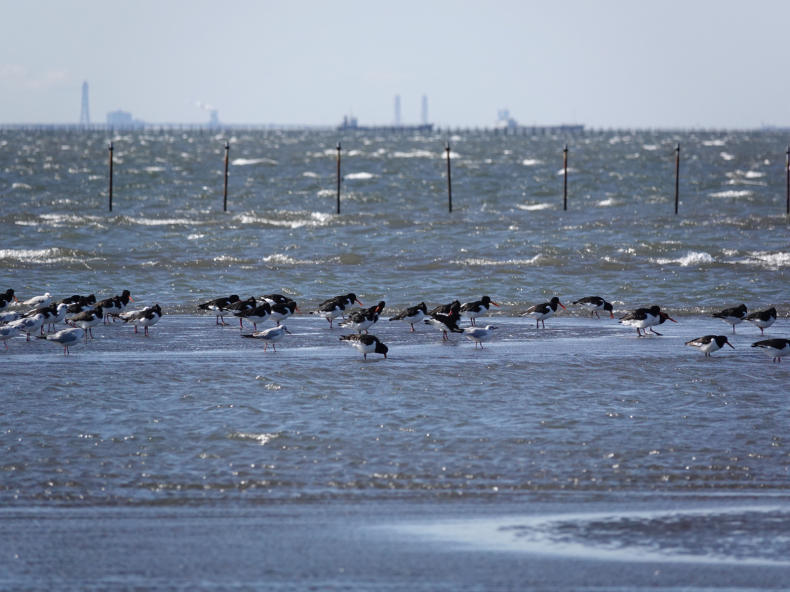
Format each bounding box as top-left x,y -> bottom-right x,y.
1,128 -> 789,590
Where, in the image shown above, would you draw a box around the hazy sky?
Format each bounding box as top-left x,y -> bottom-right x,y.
2,0 -> 789,128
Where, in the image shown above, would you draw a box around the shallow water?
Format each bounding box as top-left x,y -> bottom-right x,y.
1,129 -> 789,589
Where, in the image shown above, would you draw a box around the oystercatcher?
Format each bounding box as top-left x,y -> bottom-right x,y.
572,296 -> 614,319
238,302 -> 272,331
339,333 -> 389,360
67,306 -> 104,341
745,307 -> 777,335
712,304 -> 747,334
459,295 -> 499,326
270,299 -> 298,326
389,302 -> 428,332
685,335 -> 734,357
751,338 -> 790,363
119,304 -> 162,336
524,296 -> 566,329
340,301 -> 385,334
424,304 -> 464,341
198,294 -> 240,325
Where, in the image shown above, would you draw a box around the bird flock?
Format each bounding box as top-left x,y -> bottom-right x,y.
3,287 -> 787,362
195,292 -> 787,363
1,288 -> 161,354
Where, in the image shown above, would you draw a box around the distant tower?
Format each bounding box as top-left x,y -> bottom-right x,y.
80,81 -> 90,126
394,94 -> 401,126
421,95 -> 428,125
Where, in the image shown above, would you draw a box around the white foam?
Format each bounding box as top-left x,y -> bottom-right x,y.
517,203 -> 552,211
742,251 -> 790,268
641,144 -> 659,151
719,152 -> 735,161
597,198 -> 617,207
709,189 -> 751,198
454,255 -> 544,266
521,158 -> 542,166
11,182 -> 32,190
653,251 -> 714,266
392,150 -> 435,159
703,139 -> 727,147
231,157 -> 278,166
345,172 -> 375,180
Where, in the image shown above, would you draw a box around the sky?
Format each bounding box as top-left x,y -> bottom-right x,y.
2,0 -> 789,129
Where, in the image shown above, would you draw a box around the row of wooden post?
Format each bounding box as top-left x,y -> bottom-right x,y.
106,141 -> 790,216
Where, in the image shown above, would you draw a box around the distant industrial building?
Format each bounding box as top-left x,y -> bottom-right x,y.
80,81 -> 90,126
338,95 -> 433,132
106,110 -> 145,129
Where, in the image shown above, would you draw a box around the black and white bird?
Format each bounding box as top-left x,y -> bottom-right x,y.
339,301 -> 385,334
198,294 -> 240,325
96,290 -> 134,323
463,325 -> 498,349
712,304 -> 747,334
270,299 -> 298,326
339,333 -> 389,360
745,307 -> 777,335
389,302 -> 428,332
119,304 -> 162,336
312,293 -> 362,329
59,293 -> 96,307
524,296 -> 566,329
238,302 -> 272,331
751,338 -> 790,363
0,289 -> 17,311
227,297 -> 258,329
685,335 -> 734,357
67,306 -> 104,341
242,325 -> 291,351
459,295 -> 499,326
573,296 -> 614,319
424,304 -> 464,341
38,327 -> 85,355
619,305 -> 671,337
428,300 -> 460,316
262,293 -> 292,306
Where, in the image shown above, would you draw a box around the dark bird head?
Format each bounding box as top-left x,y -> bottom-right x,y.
716,336 -> 735,349
375,341 -> 389,358
550,296 -> 566,310
603,301 -> 614,318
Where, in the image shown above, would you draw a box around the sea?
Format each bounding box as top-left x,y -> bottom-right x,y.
1,127 -> 789,590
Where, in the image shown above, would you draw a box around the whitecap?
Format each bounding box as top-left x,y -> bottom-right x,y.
744,171 -> 765,179
231,432 -> 279,445
144,166 -> 166,173
11,182 -> 32,190
345,172 -> 375,180
742,251 -> 790,269
302,171 -> 319,178
703,139 -> 726,146
131,217 -> 197,226
453,255 -> 544,266
709,190 -> 751,199
521,158 -> 542,166
517,203 -> 552,211
263,253 -> 317,265
719,152 -> 735,161
597,198 -> 617,207
392,150 -> 435,159
641,144 -> 659,151
231,157 -> 278,166
654,251 -> 714,266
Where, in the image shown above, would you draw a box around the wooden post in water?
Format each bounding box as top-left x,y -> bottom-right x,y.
786,145 -> 789,216
223,141 -> 230,212
562,144 -> 568,211
108,141 -> 114,212
336,142 -> 341,214
674,143 -> 680,215
445,141 -> 453,213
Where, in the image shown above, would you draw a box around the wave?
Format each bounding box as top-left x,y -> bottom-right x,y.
0,247 -> 102,265
231,157 -> 278,166
237,211 -> 332,229
452,255 -> 545,266
11,182 -> 32,190
703,139 -> 727,146
228,432 -> 279,445
719,152 -> 735,161
517,203 -> 553,211
262,253 -> 322,265
740,251 -> 790,269
653,251 -> 714,266
345,172 -> 375,180
392,150 -> 435,159
709,190 -> 751,198
521,158 -> 542,166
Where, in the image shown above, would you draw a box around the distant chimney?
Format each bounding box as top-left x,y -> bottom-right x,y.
421,95 -> 428,125
394,94 -> 401,126
80,81 -> 90,126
